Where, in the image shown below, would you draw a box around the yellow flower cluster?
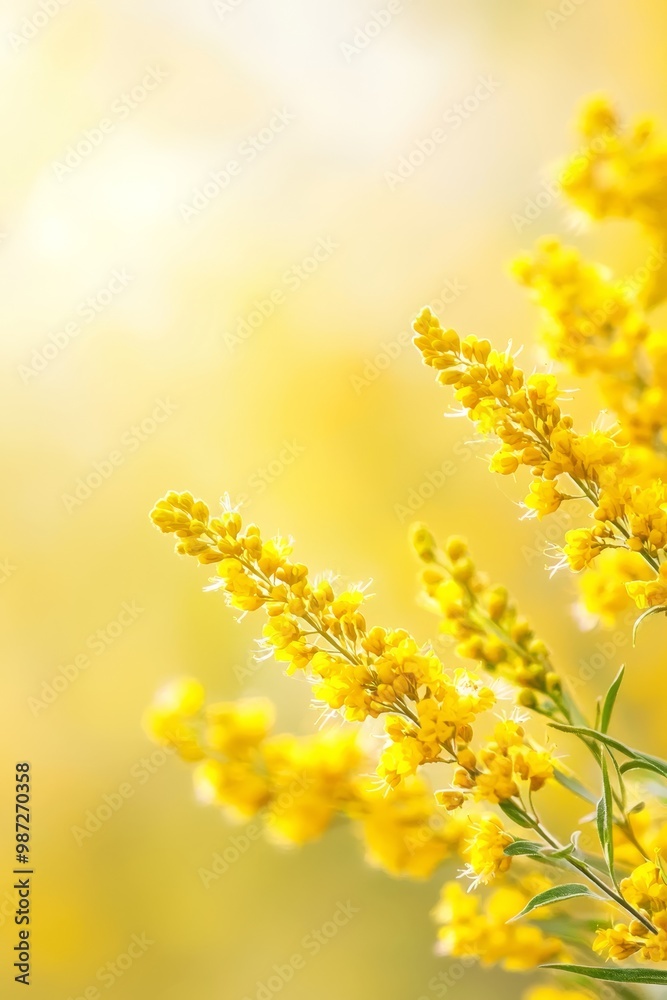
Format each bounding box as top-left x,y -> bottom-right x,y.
593,860 -> 667,963
145,678 -> 360,842
413,309 -> 667,616
350,778 -> 469,879
505,98 -> 667,625
511,236 -> 649,381
509,237 -> 667,464
150,492 -> 497,789
144,677 -> 463,874
434,879 -> 564,970
413,306 -> 618,493
561,95 -> 667,248
445,716 -> 555,808
411,525 -> 561,705
510,239 -> 667,561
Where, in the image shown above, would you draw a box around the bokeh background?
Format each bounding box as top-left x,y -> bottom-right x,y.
2,1 -> 667,997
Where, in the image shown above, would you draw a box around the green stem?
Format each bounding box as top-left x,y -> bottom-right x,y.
520,806 -> 657,935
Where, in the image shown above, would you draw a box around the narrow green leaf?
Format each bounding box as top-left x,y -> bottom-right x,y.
620,758 -> 667,779
632,605 -> 667,647
503,840 -> 543,856
601,664 -> 624,734
543,963 -> 667,985
607,750 -> 627,811
508,883 -> 602,921
553,767 -> 598,805
596,754 -> 615,882
499,799 -> 534,829
549,723 -> 667,779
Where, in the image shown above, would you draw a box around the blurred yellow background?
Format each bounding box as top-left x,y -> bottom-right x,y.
2,1 -> 667,996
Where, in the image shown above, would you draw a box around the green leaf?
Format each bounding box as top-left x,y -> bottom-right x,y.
632,605 -> 667,647
596,754 -> 615,882
499,799 -> 534,829
543,963 -> 667,985
553,766 -> 598,805
600,664 -> 624,734
503,840 -> 543,856
620,758 -> 667,779
508,883 -> 603,921
549,723 -> 667,779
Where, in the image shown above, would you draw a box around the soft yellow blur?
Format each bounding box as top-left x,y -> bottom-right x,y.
1,1 -> 667,997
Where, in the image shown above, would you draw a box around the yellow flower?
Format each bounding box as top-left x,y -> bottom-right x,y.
510,747 -> 555,792
377,739 -> 424,788
353,778 -> 466,878
194,758 -> 272,818
592,923 -> 644,962
594,861 -> 667,963
434,882 -> 564,969
490,448 -> 519,475
562,94 -> 667,235
474,754 -> 518,804
626,562 -> 667,609
580,548 -> 652,624
462,815 -> 513,887
524,988 -> 593,1000
525,480 -> 566,519
205,698 -> 274,757
143,677 -> 206,761
563,528 -> 605,571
